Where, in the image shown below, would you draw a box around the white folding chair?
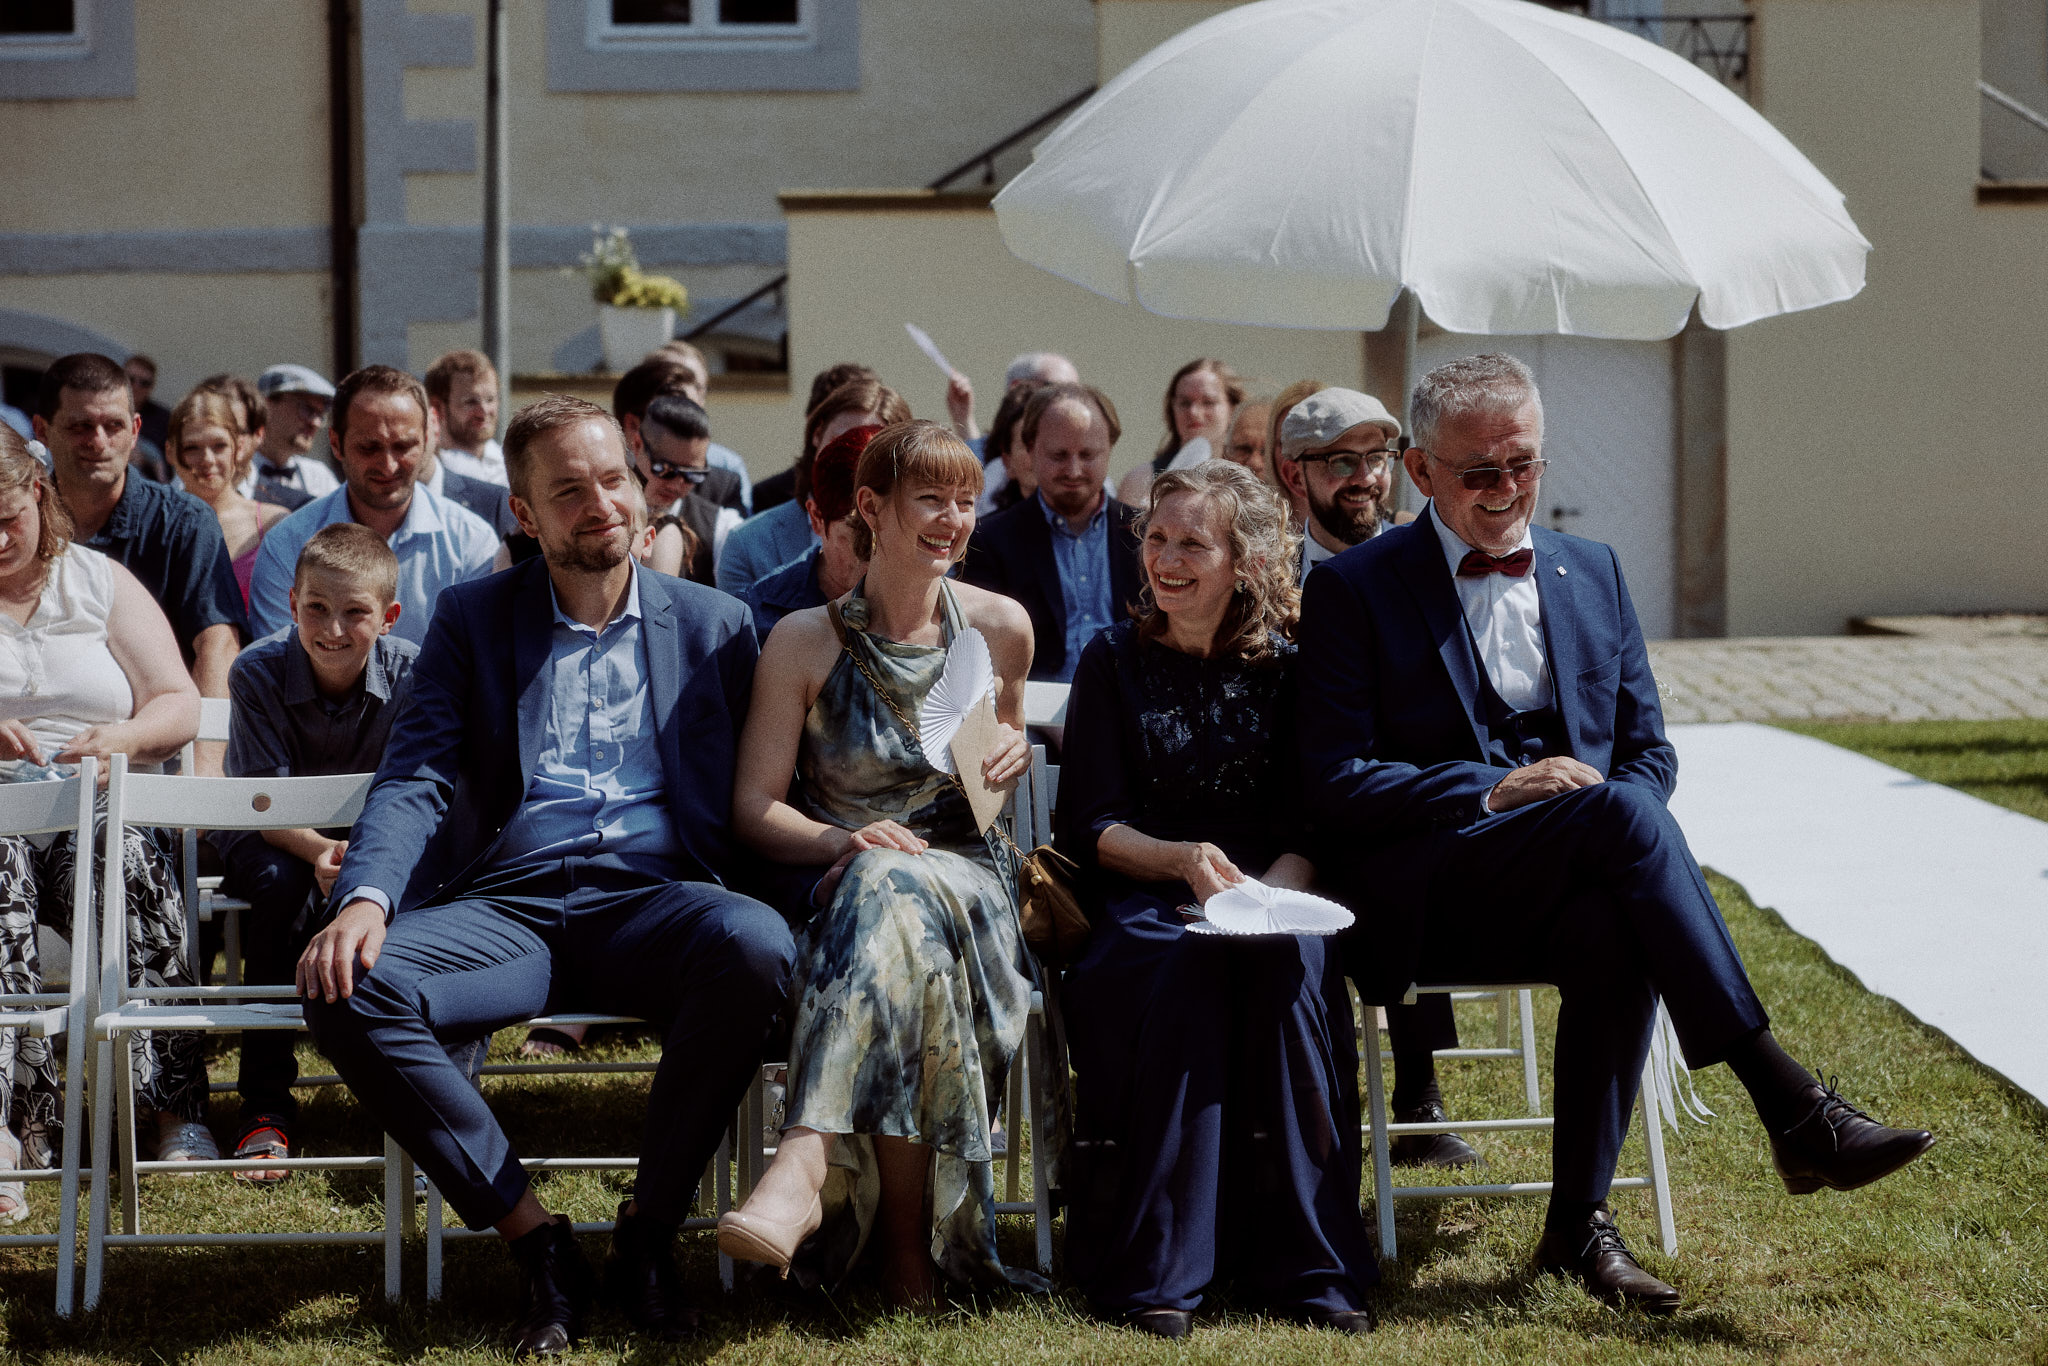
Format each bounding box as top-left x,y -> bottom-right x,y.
83,757 -> 413,1309
178,697 -> 250,986
1362,981 -> 1678,1262
992,744 -> 1059,1274
0,758 -> 98,1316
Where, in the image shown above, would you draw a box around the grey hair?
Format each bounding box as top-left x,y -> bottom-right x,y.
1408,353 -> 1543,453
1003,351 -> 1078,388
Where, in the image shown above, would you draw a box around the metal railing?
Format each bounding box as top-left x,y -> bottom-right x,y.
682,86 -> 1098,342
1601,13 -> 1752,93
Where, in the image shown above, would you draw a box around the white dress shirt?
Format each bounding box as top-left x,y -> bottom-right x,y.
437,438 -> 506,486
1429,503 -> 1553,713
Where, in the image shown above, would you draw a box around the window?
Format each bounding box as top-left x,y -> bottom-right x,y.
597,0 -> 809,46
0,0 -> 88,57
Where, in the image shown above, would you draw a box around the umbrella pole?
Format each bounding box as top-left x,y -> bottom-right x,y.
1389,290 -> 1422,514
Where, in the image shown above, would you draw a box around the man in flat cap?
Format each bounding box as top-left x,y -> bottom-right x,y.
254,364 -> 342,499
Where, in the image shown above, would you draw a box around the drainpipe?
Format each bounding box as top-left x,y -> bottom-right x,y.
480,0 -> 510,409
327,0 -> 358,376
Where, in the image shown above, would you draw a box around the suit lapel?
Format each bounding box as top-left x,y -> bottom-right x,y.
1394,508 -> 1489,758
1022,502 -> 1065,638
1531,527 -> 1584,740
639,567 -> 682,798
512,561 -> 555,787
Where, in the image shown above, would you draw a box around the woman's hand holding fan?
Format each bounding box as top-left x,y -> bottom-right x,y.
1184,876 -> 1355,938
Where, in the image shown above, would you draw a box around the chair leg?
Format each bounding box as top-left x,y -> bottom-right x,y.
1363,1009 -> 1396,1262
1004,1034 -> 1024,1206
54,1019 -> 88,1317
1027,1010 -> 1052,1276
713,1131 -> 733,1293
1637,1055 -> 1678,1256
382,1136 -> 404,1303
425,1181 -> 444,1302
1518,989 -> 1542,1115
115,1036 -> 140,1237
222,901 -> 242,989
83,1038 -> 116,1312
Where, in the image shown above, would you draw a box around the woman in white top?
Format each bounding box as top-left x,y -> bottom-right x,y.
0,426 -> 204,1221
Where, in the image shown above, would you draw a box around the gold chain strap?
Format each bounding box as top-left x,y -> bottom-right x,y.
836,637 -> 1033,864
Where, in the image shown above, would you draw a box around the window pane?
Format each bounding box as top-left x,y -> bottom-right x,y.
611,0 -> 691,23
719,0 -> 799,24
0,1 -> 77,36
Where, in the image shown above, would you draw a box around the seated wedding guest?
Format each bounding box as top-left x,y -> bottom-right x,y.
719,420 -> 1039,1305
1299,353 -> 1934,1314
124,354 -> 171,483
248,366 -> 498,648
747,362 -> 878,515
167,389 -> 292,606
612,359 -> 747,516
636,393 -> 742,584
424,349 -> 506,486
191,374 -> 311,515
647,340 -> 753,512
215,524 -> 416,1185
718,374 -> 910,596
0,425 -> 207,1218
1058,461 -> 1375,1340
961,382 -> 1141,684
1115,358 -> 1242,508
1266,377 -> 1328,526
1278,386 -> 1472,1168
972,379 -> 1046,518
298,395 -> 793,1354
253,365 -> 342,499
1219,392 -> 1274,482
420,404 -> 521,544
737,422 -> 874,642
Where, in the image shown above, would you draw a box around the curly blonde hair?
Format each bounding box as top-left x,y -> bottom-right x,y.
1132,461 -> 1299,661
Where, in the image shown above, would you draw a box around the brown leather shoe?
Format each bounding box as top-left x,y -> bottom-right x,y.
507,1215 -> 595,1358
1770,1078 -> 1934,1195
1534,1209 -> 1681,1315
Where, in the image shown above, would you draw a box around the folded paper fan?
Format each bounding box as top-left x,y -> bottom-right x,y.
918,626 -> 998,777
1184,878 -> 1355,937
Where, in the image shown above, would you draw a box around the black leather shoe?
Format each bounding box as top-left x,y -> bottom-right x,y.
1770,1078 -> 1934,1195
605,1201 -> 701,1342
1292,1304 -> 1376,1334
1534,1208 -> 1682,1315
1125,1308 -> 1193,1339
1389,1100 -> 1480,1168
508,1215 -> 595,1358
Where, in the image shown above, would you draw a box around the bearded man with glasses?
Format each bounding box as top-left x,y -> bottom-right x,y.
1297,352 -> 1933,1315
1275,388 -> 1403,586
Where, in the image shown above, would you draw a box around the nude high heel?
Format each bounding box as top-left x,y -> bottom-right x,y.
716,1194 -> 822,1276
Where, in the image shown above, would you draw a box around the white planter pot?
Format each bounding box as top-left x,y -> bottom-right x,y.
598,304 -> 676,372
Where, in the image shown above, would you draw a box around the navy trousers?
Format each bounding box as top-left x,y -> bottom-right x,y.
1065,890 -> 1375,1315
1344,781 -> 1768,1204
219,837 -> 319,1122
304,858 -> 795,1230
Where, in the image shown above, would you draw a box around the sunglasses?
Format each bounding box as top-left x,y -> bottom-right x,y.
646,460 -> 710,484
1430,454 -> 1548,492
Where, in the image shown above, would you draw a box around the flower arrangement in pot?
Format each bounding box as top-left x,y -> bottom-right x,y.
582,225 -> 689,372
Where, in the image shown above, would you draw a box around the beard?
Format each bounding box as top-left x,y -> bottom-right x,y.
1308,486 -> 1389,547
544,503 -> 645,574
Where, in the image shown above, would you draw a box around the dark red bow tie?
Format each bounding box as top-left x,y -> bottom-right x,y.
1457,548 -> 1534,578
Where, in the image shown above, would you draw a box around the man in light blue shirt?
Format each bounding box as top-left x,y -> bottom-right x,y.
1040,491 -> 1115,680
247,366 -> 498,646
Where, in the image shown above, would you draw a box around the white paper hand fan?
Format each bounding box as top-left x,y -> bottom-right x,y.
917,626 -> 997,777
1184,877 -> 1354,938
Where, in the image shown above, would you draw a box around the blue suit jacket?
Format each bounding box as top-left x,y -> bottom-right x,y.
1296,507 -> 1675,996
335,558 -> 760,916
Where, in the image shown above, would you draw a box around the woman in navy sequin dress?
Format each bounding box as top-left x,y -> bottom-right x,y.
1057,461 -> 1376,1337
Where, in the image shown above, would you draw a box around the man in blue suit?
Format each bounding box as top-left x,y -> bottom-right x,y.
1298,354 -> 1932,1314
298,394 -> 795,1356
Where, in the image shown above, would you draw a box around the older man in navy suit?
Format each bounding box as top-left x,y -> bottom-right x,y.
1298,354 -> 1932,1314
299,395 -> 794,1356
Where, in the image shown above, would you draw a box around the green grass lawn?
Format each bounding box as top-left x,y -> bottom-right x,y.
1778,718 -> 2048,822
3,860 -> 2043,1364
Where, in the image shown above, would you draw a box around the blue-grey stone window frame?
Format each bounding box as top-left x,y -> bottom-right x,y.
0,0 -> 136,101
547,0 -> 857,93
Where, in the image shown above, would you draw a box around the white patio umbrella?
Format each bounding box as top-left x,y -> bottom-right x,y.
991,0 -> 1868,340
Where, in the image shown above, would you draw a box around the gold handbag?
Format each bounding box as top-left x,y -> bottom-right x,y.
833,615 -> 1092,966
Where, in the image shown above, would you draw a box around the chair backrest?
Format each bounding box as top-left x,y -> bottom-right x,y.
197,697 -> 232,745
116,769 -> 373,832
1023,681 -> 1069,730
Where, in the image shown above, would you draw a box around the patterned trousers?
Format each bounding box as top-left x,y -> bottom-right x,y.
0,819 -> 206,1168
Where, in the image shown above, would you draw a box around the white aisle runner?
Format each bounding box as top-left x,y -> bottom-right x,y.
1668,722 -> 2048,1107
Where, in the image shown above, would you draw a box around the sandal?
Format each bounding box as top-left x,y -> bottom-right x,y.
154,1114 -> 220,1166
232,1115 -> 292,1188
0,1130 -> 27,1225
